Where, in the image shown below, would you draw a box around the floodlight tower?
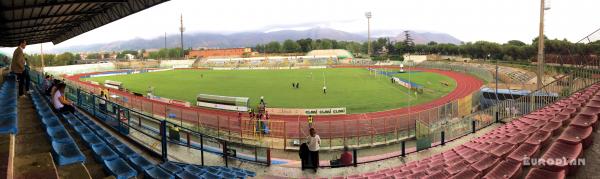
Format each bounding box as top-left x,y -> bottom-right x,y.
179,14 -> 185,59
537,0 -> 550,90
365,12 -> 372,56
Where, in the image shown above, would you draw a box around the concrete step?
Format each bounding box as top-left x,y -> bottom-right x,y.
13,152 -> 59,179
57,163 -> 92,179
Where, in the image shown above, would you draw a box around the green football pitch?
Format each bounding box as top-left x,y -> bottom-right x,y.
86,68 -> 457,113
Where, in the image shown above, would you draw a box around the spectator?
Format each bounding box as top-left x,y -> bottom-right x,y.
307,128 -> 321,172
99,90 -> 108,112
42,75 -> 51,92
10,39 -> 27,97
48,79 -> 60,96
330,146 -> 353,167
23,58 -> 31,94
53,83 -> 75,113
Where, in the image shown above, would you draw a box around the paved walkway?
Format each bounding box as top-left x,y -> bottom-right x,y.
124,117 -> 500,178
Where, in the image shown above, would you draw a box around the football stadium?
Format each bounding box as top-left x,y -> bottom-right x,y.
1,0 -> 600,179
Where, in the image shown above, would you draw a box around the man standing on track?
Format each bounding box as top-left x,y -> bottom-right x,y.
307,128 -> 321,172
323,86 -> 327,94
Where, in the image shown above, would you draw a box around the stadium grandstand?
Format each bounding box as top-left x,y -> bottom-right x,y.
2,1 -> 600,179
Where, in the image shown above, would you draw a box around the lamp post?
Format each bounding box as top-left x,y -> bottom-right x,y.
532,0 -> 549,111
365,12 -> 372,57
179,14 -> 185,60
536,0 -> 547,90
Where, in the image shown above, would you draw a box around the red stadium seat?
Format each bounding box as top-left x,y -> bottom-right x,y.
422,170 -> 450,179
483,160 -> 523,179
445,161 -> 469,175
539,141 -> 582,173
464,151 -> 488,164
559,108 -> 577,118
506,133 -> 529,145
580,106 -> 600,117
570,114 -> 598,130
586,100 -> 600,108
425,162 -> 446,174
507,143 -> 540,163
557,126 -> 594,148
405,171 -> 426,179
524,168 -> 566,179
392,171 -> 411,178
525,130 -> 551,147
449,168 -> 481,179
470,155 -> 500,174
490,143 -> 516,158
541,121 -> 563,136
551,113 -> 572,126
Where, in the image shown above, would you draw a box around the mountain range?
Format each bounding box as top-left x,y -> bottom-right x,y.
54,27 -> 462,53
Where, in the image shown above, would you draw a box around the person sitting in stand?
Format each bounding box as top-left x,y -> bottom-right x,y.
47,79 -> 60,96
330,146 -> 353,167
52,83 -> 75,113
42,75 -> 51,92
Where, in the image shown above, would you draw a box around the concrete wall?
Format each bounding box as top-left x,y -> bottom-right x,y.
159,60 -> 195,68
43,63 -> 115,75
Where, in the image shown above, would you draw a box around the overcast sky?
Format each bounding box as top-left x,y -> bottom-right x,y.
2,0 -> 599,55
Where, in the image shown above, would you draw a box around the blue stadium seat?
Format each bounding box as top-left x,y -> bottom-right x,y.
183,165 -> 206,175
144,166 -> 175,179
200,172 -> 221,179
219,172 -> 237,179
127,154 -> 154,173
176,170 -> 202,179
0,77 -> 18,134
66,117 -> 84,127
105,136 -> 125,149
73,125 -> 94,136
46,126 -> 72,143
51,141 -> 86,166
91,144 -> 119,161
96,129 -> 112,138
103,158 -> 137,179
87,123 -> 103,131
115,145 -> 136,158
81,133 -> 106,147
159,161 -> 184,174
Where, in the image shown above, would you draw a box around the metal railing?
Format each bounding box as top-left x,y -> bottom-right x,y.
30,70 -> 272,166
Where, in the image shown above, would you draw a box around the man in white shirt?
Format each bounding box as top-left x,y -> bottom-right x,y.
307,128 -> 321,171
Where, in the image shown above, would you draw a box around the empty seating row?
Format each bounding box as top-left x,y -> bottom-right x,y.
0,75 -> 18,134
69,89 -> 258,178
153,161 -> 256,179
63,110 -> 138,179
340,83 -> 600,179
30,90 -> 86,166
70,108 -> 257,179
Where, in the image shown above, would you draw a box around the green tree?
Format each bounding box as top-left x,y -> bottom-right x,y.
282,39 -> 301,53
296,38 -> 313,52
265,41 -> 282,53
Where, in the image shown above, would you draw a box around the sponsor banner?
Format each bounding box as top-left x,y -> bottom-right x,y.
148,96 -> 171,103
266,107 -> 346,115
90,72 -> 128,78
148,68 -> 173,73
196,101 -> 248,112
170,99 -> 191,107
